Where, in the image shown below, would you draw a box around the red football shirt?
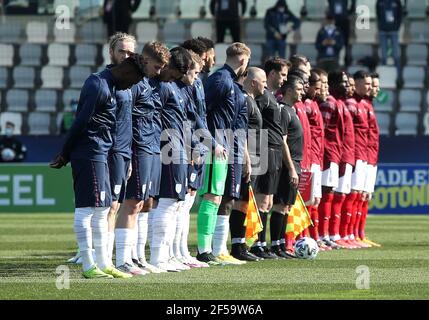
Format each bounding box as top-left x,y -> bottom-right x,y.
319,96 -> 344,169
293,101 -> 312,171
305,98 -> 324,166
346,95 -> 369,162
365,99 -> 379,165
339,98 -> 355,166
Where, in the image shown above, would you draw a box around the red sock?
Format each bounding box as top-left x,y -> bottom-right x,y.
301,228 -> 309,237
330,193 -> 346,238
318,192 -> 334,238
285,232 -> 295,250
354,198 -> 364,238
359,200 -> 369,239
340,192 -> 357,238
309,206 -> 320,240
348,194 -> 361,237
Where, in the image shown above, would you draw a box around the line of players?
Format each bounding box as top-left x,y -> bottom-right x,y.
51,32 -> 380,279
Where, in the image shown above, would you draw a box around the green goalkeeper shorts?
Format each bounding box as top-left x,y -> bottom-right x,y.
198,152 -> 228,196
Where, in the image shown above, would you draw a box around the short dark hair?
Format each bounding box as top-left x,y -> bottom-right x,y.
5,121 -> 15,127
309,70 -> 321,85
170,46 -> 193,74
264,57 -> 290,75
197,37 -> 215,50
312,67 -> 328,77
370,72 -> 379,79
353,70 -> 371,80
289,68 -> 308,82
289,54 -> 308,69
279,75 -> 303,95
181,38 -> 207,56
328,70 -> 346,87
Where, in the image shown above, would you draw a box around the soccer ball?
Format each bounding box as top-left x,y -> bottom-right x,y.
294,237 -> 319,260
1,148 -> 15,162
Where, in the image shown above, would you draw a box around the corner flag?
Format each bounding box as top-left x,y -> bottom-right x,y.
244,186 -> 263,246
286,191 -> 313,239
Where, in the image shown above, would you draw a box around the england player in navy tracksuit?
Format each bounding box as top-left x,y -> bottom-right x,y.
103,33 -> 136,267
50,54 -> 145,279
113,41 -> 170,276
149,47 -> 196,272
196,43 -> 250,265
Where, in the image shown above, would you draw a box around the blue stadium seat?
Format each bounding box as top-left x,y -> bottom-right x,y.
375,112 -> 391,136
395,112 -> 418,135
35,90 -> 58,112
6,89 -> 29,112
19,44 -> 42,66
28,112 -> 51,135
12,66 -> 35,89
399,89 -> 422,112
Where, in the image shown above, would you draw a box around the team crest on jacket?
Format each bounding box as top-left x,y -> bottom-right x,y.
100,191 -> 106,202
175,184 -> 182,194
190,173 -> 196,182
142,184 -> 147,195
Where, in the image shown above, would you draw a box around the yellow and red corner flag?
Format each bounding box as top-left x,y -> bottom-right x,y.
286,191 -> 313,239
244,186 -> 263,246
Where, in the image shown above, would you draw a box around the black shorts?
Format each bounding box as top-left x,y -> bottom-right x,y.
71,159 -> 111,208
158,162 -> 188,201
125,149 -> 152,201
274,163 -> 300,206
254,148 -> 283,195
239,174 -> 257,201
108,152 -> 130,203
224,163 -> 243,200
149,153 -> 161,198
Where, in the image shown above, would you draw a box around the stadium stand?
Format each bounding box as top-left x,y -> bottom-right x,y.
0,0 -> 428,136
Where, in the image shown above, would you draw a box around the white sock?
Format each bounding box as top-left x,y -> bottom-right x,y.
91,207 -> 110,270
150,198 -> 179,265
107,231 -> 115,261
168,201 -> 182,259
137,212 -> 149,262
131,224 -> 139,261
148,209 -> 154,246
172,201 -> 185,259
180,193 -> 195,258
115,228 -> 134,267
74,207 -> 95,271
212,215 -> 230,257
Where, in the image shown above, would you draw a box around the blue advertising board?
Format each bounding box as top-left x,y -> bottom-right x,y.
370,164 -> 429,214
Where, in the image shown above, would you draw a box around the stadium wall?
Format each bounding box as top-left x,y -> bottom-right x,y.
0,136 -> 428,214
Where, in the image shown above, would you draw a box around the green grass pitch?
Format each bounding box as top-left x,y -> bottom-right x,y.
0,214 -> 428,300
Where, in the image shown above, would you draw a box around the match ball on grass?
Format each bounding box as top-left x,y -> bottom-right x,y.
294,237 -> 319,260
